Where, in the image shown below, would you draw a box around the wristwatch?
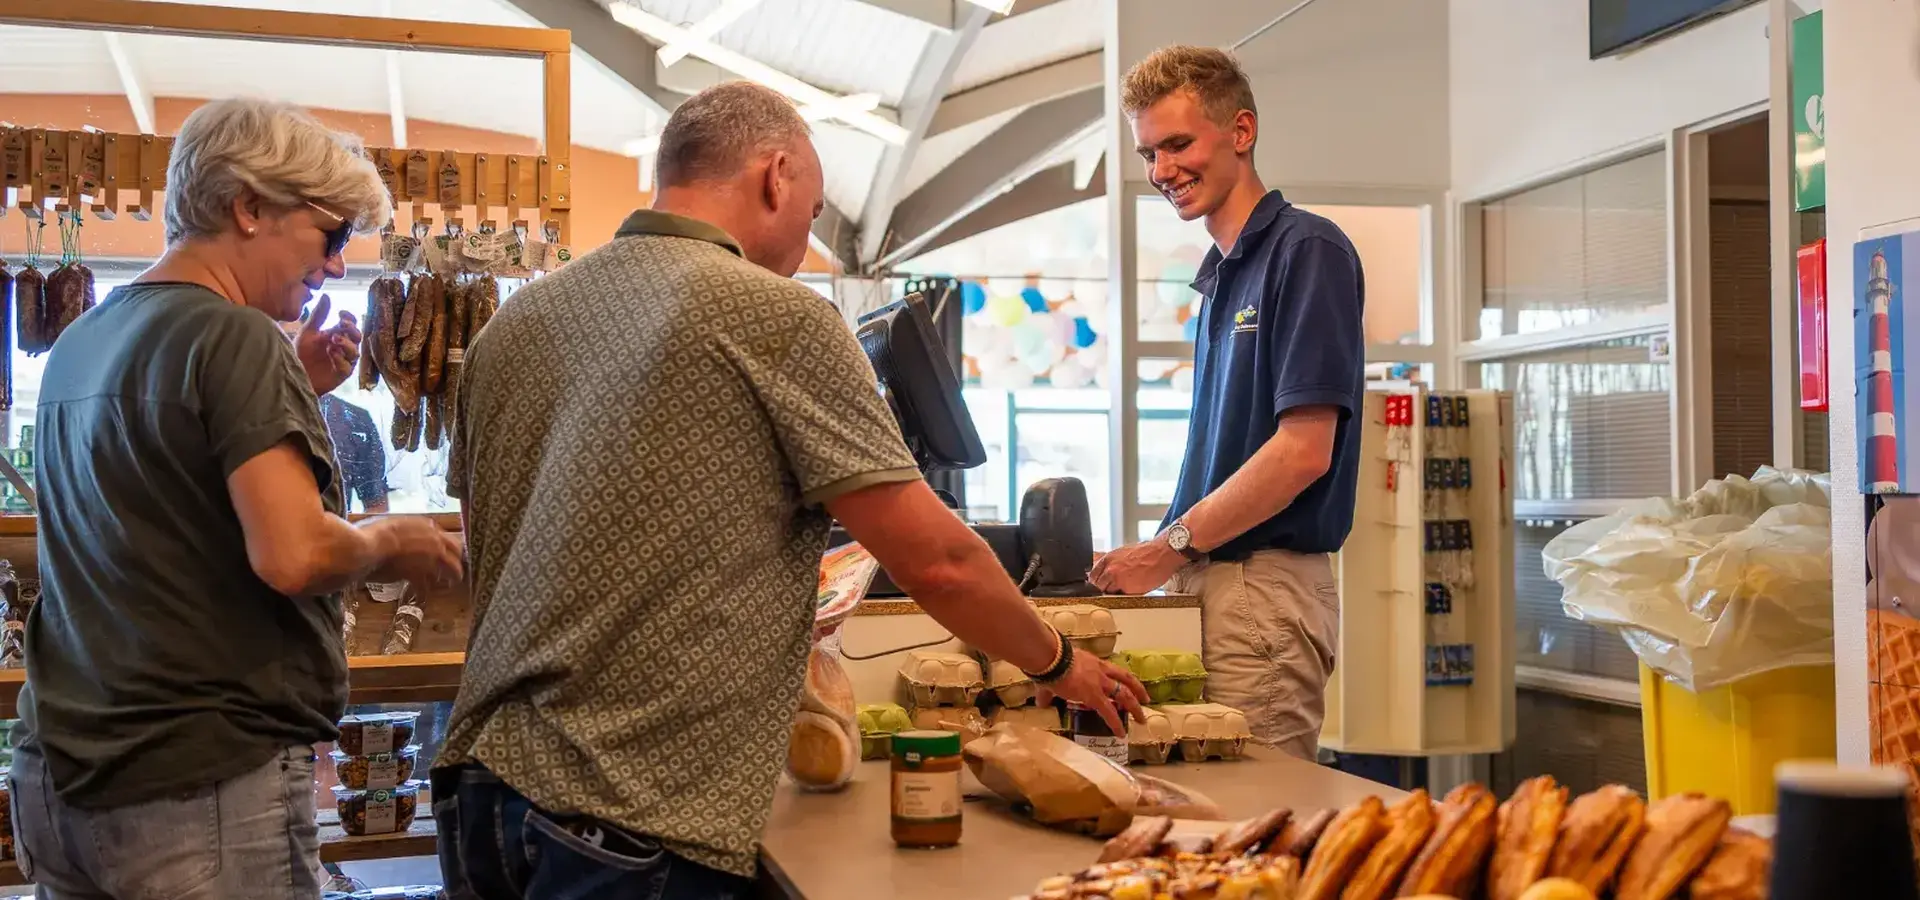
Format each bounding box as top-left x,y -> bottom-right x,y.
1163,522 -> 1206,563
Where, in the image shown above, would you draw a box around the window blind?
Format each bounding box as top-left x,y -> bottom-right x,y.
1514,518 -> 1642,682
1482,336 -> 1673,502
1481,151 -> 1669,338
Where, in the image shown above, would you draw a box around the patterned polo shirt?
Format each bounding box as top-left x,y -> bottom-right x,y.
437,210 -> 920,877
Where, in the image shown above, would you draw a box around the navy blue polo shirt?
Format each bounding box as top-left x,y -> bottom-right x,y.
1161,190 -> 1366,559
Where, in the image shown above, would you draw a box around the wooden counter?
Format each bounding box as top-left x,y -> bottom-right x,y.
757,751 -> 1398,900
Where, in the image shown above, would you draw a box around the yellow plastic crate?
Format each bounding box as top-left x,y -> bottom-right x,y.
1639,663 -> 1836,815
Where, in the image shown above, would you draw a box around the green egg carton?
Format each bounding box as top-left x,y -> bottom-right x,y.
1111,649 -> 1208,705
855,703 -> 912,760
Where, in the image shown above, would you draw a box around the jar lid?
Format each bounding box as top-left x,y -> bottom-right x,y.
892,729 -> 961,757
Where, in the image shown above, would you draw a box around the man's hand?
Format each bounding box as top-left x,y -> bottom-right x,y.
297,294 -> 362,396
1037,649 -> 1150,736
364,516 -> 465,590
1088,538 -> 1183,595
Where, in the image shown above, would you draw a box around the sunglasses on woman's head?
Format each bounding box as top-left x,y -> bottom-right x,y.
304,201 -> 354,259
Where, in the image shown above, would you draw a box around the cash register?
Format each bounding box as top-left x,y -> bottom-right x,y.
825,291 -> 1099,599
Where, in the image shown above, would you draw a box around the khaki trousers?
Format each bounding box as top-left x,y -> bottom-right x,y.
1168,549 -> 1340,761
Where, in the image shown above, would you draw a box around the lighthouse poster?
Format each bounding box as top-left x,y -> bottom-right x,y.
1857,230 -> 1920,494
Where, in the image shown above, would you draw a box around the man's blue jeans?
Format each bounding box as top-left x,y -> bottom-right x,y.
432,764 -> 754,900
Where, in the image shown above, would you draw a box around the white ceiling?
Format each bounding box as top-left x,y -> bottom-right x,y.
0,0 -> 1101,239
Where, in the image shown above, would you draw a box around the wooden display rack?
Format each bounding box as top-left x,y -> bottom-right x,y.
1320,389 -> 1519,756
0,0 -> 577,881
0,0 -> 574,242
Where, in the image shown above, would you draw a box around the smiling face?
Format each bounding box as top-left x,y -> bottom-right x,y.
1131,88 -> 1257,222
235,197 -> 350,321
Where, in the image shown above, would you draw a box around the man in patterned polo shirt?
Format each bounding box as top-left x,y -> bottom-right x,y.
432,81 -> 1146,898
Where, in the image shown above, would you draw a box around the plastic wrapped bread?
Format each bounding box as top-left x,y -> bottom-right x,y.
786,647 -> 860,791
960,721 -> 1222,837
897,651 -> 985,707
1160,703 -> 1253,761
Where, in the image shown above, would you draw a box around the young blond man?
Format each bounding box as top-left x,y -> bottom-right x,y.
1091,46 -> 1365,761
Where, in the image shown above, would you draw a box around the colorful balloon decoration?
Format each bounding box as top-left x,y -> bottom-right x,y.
1019,285 -> 1049,313
960,280 -> 988,316
1182,315 -> 1200,342
987,294 -> 1030,328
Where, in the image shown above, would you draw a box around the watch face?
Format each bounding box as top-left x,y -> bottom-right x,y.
1167,525 -> 1191,551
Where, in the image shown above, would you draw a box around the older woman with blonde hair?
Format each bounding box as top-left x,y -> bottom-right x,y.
8,97 -> 462,899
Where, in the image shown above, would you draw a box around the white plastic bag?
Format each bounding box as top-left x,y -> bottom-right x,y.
1543,467 -> 1833,692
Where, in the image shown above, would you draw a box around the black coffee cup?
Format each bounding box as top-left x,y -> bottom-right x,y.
1771,761 -> 1919,899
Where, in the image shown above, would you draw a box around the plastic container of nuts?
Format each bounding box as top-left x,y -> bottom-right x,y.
329,746 -> 420,791
333,781 -> 422,836
335,712 -> 419,756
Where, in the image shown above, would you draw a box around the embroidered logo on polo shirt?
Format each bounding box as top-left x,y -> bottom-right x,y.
1231,304 -> 1259,334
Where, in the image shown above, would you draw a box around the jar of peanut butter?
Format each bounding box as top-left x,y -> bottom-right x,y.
890,730 -> 963,848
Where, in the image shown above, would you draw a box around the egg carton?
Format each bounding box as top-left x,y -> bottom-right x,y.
1159,703 -> 1252,762
909,704 -> 986,734
1127,706 -> 1177,765
855,703 -> 912,761
987,659 -> 1040,708
1111,649 -> 1208,705
989,703 -> 1066,734
897,650 -> 985,708
1037,604 -> 1121,658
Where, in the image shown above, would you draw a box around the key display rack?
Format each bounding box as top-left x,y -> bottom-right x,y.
1321,389 -> 1517,756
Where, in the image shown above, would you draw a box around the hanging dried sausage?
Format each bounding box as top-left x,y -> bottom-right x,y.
362,276 -> 404,391
0,262 -> 12,411
422,275 -> 449,395
14,265 -> 45,357
43,262 -> 91,344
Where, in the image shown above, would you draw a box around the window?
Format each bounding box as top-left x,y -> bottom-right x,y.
1481,335 -> 1673,502
1481,150 -> 1668,339
1472,150 -> 1674,685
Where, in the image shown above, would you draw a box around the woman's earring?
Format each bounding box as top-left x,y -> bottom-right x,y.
244,226 -> 256,236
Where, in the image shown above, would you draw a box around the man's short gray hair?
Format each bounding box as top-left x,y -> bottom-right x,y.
164,98 -> 392,244
655,81 -> 812,188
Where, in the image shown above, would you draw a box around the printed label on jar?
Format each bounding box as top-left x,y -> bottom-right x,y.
1074,734 -> 1128,767
892,771 -> 959,821
366,791 -> 397,833
366,756 -> 402,789
361,722 -> 395,755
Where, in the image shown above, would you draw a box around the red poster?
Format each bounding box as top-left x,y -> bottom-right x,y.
1798,239 -> 1829,412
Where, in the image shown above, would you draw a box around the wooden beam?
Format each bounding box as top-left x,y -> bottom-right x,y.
100,32 -> 155,135
928,52 -> 1099,137
856,4 -> 992,265
878,90 -> 1100,267
908,157 -> 1104,260
0,0 -> 570,56
491,0 -> 684,116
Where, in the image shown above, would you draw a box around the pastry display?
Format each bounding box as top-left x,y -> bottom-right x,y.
1339,790 -> 1433,900
1019,780 -> 1771,900
1516,878 -> 1598,900
1544,785 -> 1646,893
1396,783 -> 1497,897
1298,796 -> 1389,900
1612,792 -> 1731,900
1489,775 -> 1568,900
1216,807 -> 1293,857
1276,807 -> 1338,859
1686,827 -> 1772,900
1027,852 -> 1302,900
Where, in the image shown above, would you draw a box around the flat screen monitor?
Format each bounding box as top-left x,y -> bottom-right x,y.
1590,0 -> 1759,59
855,292 -> 986,474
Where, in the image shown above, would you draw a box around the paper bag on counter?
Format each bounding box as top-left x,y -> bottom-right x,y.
960,722 -> 1221,836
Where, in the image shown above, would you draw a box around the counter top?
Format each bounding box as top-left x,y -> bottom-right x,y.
757,751 -> 1399,900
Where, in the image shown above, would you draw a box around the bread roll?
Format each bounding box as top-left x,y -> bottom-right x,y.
786,710 -> 858,792
798,647 -> 857,727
